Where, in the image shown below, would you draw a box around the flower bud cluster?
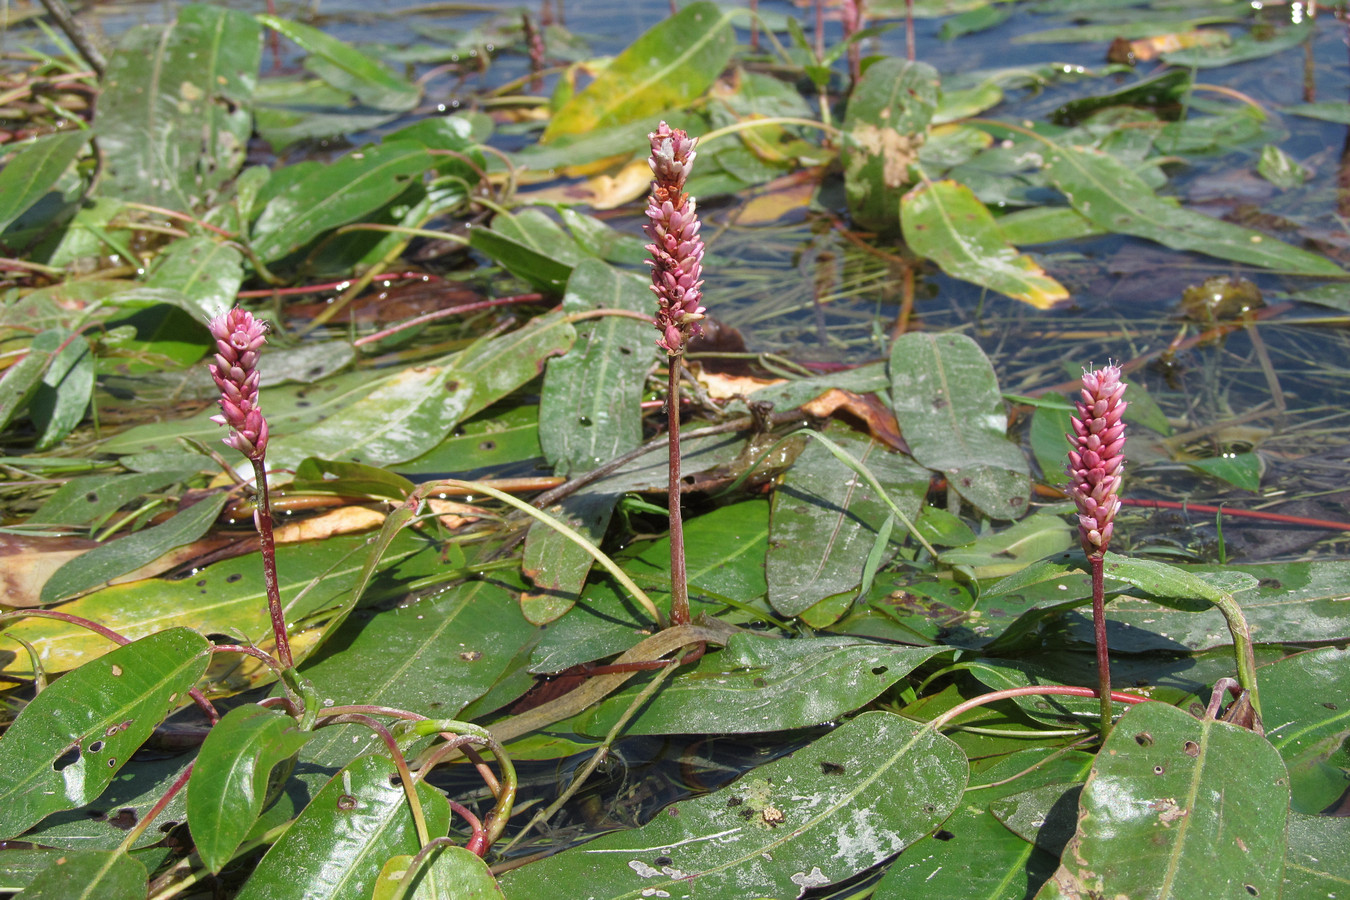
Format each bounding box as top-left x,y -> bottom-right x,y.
645,122 -> 706,355
1067,364 -> 1127,557
207,308 -> 269,460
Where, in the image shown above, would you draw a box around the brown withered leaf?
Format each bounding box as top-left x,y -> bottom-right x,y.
801,388 -> 908,452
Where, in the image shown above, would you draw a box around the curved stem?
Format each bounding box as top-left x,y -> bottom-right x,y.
316,713 -> 431,847
927,685 -> 1147,734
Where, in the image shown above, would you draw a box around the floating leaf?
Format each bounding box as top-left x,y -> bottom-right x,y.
0,331 -> 60,434
1037,701 -> 1289,900
497,711 -> 967,900
373,845 -> 506,900
543,2 -> 735,141
0,628 -> 209,839
1285,812 -> 1350,896
1185,451 -> 1263,491
889,332 -> 1031,519
40,493 -> 229,602
1256,647 -> 1350,814
29,329 -> 93,451
96,4 -> 261,211
144,237 -> 245,320
1042,140 -> 1342,275
187,705 -> 310,872
18,850 -> 147,900
0,131 -> 89,233
576,635 -> 943,736
29,467 -> 207,528
257,15 -> 419,111
250,141 -> 431,262
236,754 -> 449,900
767,425 -> 927,617
902,179 -> 1070,309
842,59 -> 938,232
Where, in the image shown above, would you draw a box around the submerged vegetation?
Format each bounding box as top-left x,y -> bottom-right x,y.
0,0 -> 1349,897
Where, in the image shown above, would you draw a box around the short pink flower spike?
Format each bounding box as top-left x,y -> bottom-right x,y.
1067,364 -> 1127,558
645,122 -> 706,355
207,308 -> 270,461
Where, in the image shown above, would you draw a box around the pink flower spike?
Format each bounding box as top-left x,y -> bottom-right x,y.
1067,363 -> 1127,558
645,121 -> 706,356
207,308 -> 270,461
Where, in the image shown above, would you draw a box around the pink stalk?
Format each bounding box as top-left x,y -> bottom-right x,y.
1067,363 -> 1127,738
645,122 -> 706,628
208,308 -> 292,670
842,0 -> 864,84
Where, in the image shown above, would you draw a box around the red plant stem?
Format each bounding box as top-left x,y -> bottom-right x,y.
1090,554 -> 1113,738
235,271 -> 440,299
931,685 -> 1146,733
351,294 -> 544,346
0,609 -> 220,723
251,457 -> 292,670
451,803 -> 489,856
316,713 -> 430,845
667,358 -> 690,626
1121,498 -> 1350,532
117,761 -> 194,852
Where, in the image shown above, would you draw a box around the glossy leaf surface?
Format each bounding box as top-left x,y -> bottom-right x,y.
0,131 -> 89,232
498,711 -> 967,900
0,628 -> 209,839
17,850 -> 147,900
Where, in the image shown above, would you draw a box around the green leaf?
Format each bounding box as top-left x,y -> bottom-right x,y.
1285,812 -> 1350,896
1257,144 -> 1308,189
29,467 -> 207,527
250,141 -> 431,262
2,531 -> 439,676
543,2 -> 735,141
236,754 -> 449,900
468,222 -> 574,294
29,330 -> 93,451
373,845 -> 506,900
1284,101 -> 1350,125
1162,20 -> 1314,68
187,705 -> 310,872
1257,647 -> 1350,814
269,313 -> 575,469
144,237 -> 245,320
17,850 -> 147,900
96,4 -> 261,211
889,332 -> 1031,519
502,712 -> 965,898
0,331 -> 60,434
1036,702 -> 1289,900
1101,553 -> 1258,613
258,15 -> 419,111
576,636 -> 944,736
292,458 -> 414,501
0,131 -> 89,233
1042,140 -> 1343,275
937,512 -> 1073,578
903,178 -> 1071,308
0,628 -> 209,839
40,492 -> 229,602
1185,451 -> 1262,491
874,749 -> 1092,899
296,578 -> 539,767
767,425 -> 928,617
521,487 -> 621,625
540,261 -> 652,477
842,59 -> 939,232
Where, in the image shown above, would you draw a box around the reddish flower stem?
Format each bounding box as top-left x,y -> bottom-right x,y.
1090,555 -> 1112,737
117,761 -> 194,853
251,457 -> 292,670
667,360 -> 689,626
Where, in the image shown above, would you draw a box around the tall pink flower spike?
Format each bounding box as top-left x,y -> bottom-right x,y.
1067,363 -> 1127,558
207,308 -> 270,461
645,122 -> 706,356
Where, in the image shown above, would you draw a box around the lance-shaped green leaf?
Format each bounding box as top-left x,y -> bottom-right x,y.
0,131 -> 89,233
1042,140 -> 1342,275
498,711 -> 967,900
30,329 -> 93,451
0,330 -> 60,433
0,628 -> 210,839
17,850 -> 147,900
902,179 -> 1070,309
1284,812 -> 1350,896
269,313 -> 575,469
1036,701 -> 1289,900
373,845 -> 506,900
257,15 -> 419,111
187,705 -> 311,872
543,2 -> 735,141
236,754 -> 450,900
768,425 -> 927,617
875,749 -> 1093,899
524,261 -> 652,623
144,237 -> 245,320
96,4 -> 261,211
1257,646 -> 1350,814
889,332 -> 1030,519
250,141 -> 431,262
40,492 -> 230,602
575,635 -> 944,736
842,59 -> 938,232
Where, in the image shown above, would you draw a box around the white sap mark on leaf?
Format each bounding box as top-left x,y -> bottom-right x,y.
791,867 -> 831,888
628,860 -> 661,878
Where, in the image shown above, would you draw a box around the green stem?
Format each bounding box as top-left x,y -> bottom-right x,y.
1210,592 -> 1261,715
